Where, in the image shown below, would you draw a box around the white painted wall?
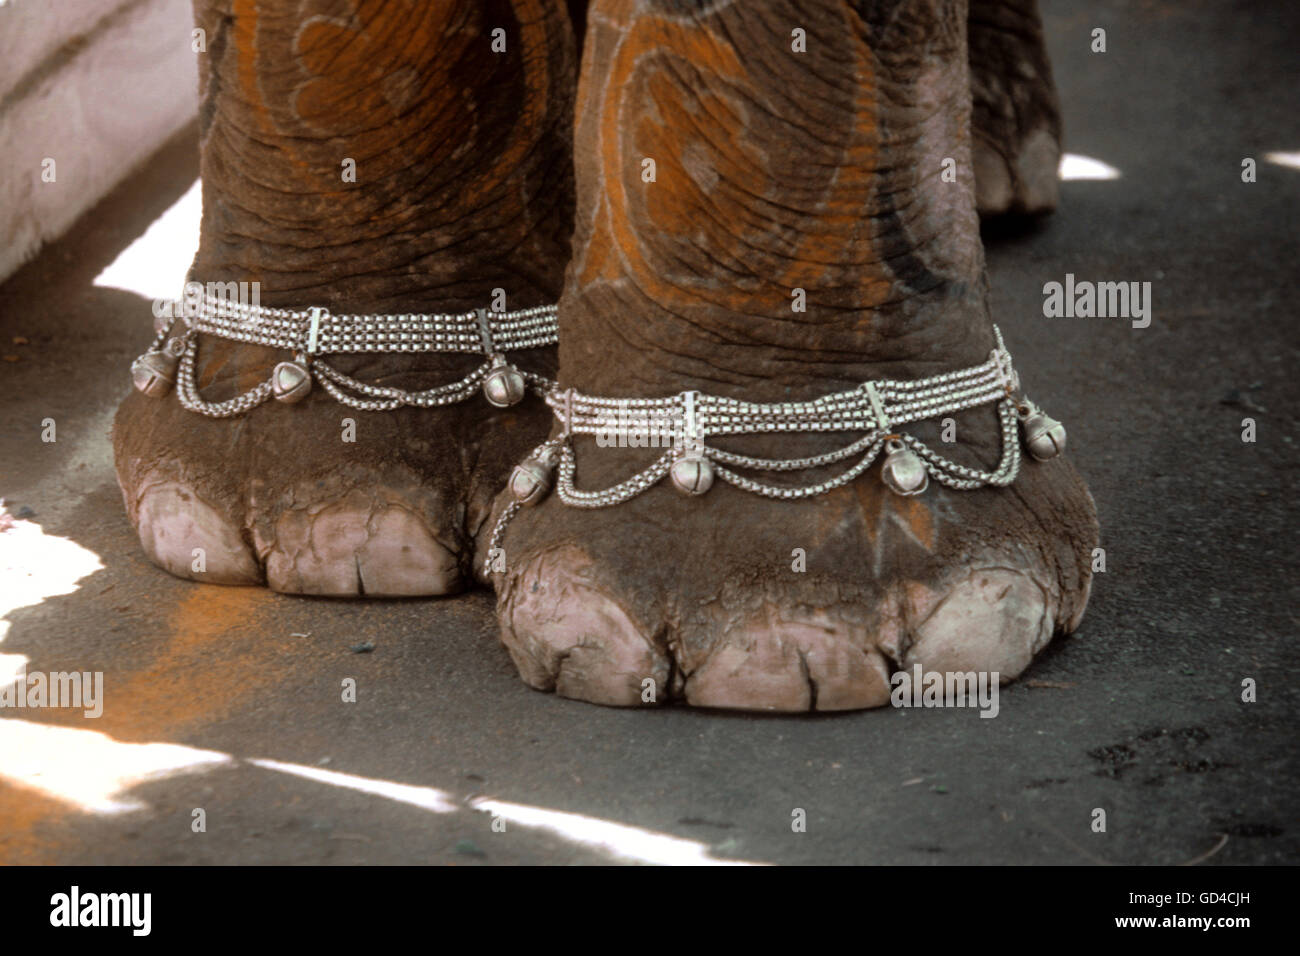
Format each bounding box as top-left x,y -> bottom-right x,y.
0,0 -> 198,282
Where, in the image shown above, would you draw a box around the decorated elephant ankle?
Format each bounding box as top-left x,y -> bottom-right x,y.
482,0 -> 1097,711
112,0 -> 579,595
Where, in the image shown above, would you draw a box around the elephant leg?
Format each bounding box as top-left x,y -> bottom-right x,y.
488,0 -> 1098,710
113,0 -> 578,595
969,0 -> 1062,215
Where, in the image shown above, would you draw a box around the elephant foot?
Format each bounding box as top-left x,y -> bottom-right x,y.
972,128 -> 1060,218
115,347 -> 556,596
490,390 -> 1097,710
112,0 -> 577,595
968,0 -> 1063,216
485,0 -> 1097,710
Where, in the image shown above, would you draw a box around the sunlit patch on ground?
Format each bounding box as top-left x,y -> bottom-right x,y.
250,757 -> 760,865
92,178 -> 201,300
0,719 -> 232,814
1263,151 -> 1300,169
469,796 -> 761,866
250,758 -> 460,814
1058,153 -> 1121,181
0,513 -> 104,686
0,513 -> 239,822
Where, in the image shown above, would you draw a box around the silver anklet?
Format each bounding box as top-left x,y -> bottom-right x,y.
130,290 -> 558,416
486,327 -> 1066,570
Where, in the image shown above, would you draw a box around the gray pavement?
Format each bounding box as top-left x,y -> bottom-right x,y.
0,0 -> 1296,865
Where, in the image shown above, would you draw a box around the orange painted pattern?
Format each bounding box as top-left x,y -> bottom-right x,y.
577,3 -> 898,319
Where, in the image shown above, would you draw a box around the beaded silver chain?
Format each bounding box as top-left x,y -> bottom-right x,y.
485,326 -> 1068,572
129,289 -> 559,415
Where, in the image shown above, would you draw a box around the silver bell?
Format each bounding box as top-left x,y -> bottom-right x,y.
670,452 -> 714,496
881,440 -> 929,496
482,355 -> 526,408
272,358 -> 312,403
1021,406 -> 1066,461
130,347 -> 180,398
509,446 -> 560,506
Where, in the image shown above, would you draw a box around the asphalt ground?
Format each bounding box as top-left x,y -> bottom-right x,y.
0,0 -> 1296,866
